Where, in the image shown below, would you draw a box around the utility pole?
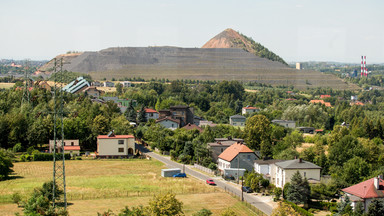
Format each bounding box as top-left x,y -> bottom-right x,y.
52,58 -> 67,209
22,59 -> 31,105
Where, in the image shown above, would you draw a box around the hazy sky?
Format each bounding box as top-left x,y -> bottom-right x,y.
0,0 -> 383,63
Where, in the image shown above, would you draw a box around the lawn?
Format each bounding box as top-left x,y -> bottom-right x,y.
0,159 -> 261,215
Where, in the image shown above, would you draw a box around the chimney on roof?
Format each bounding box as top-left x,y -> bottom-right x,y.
374,177 -> 380,190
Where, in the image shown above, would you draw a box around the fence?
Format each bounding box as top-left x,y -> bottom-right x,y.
223,186 -> 269,216
193,164 -> 215,175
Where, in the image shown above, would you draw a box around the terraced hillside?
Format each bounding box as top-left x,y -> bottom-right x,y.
40,46 -> 355,89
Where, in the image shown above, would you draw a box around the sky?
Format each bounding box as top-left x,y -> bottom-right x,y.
0,0 -> 383,63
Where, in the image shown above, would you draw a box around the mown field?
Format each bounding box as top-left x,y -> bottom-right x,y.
0,159 -> 259,215
0,83 -> 14,89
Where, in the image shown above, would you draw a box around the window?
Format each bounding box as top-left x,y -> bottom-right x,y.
71,142 -> 74,146
247,155 -> 250,160
304,172 -> 306,177
118,140 -> 124,144
118,148 -> 124,152
221,148 -> 223,152
172,123 -> 174,127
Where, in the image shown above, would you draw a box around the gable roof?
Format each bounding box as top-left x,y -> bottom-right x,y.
242,107 -> 260,110
254,159 -> 285,165
310,100 -> 332,107
97,135 -> 134,139
342,177 -> 384,199
144,108 -> 158,113
230,115 -> 246,119
218,143 -> 255,162
156,116 -> 180,124
182,123 -> 203,133
275,159 -> 321,169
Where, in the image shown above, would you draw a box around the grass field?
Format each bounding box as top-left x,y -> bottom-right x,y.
0,83 -> 14,89
0,159 -> 260,215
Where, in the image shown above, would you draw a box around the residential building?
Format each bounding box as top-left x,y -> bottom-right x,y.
62,77 -> 90,94
158,105 -> 194,127
254,159 -> 285,183
271,120 -> 296,129
242,106 -> 260,115
182,123 -> 203,133
156,116 -> 180,130
120,81 -> 131,87
199,120 -> 217,127
217,143 -> 258,173
296,63 -> 302,70
274,159 -> 321,188
103,81 -> 115,87
91,81 -> 103,87
193,115 -> 205,126
229,115 -> 246,126
320,95 -> 331,98
49,139 -> 80,156
208,137 -> 245,162
341,176 -> 384,212
34,80 -> 51,91
97,131 -> 135,158
143,108 -> 159,120
83,86 -> 104,98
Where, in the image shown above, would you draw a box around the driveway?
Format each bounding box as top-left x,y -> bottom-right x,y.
137,144 -> 273,215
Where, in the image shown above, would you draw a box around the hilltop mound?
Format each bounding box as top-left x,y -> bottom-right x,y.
202,28 -> 287,65
39,53 -> 83,72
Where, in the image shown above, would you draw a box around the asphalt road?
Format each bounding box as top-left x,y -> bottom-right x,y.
138,145 -> 273,215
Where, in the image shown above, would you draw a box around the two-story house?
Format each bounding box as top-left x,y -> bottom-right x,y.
49,139 -> 80,156
217,143 -> 258,174
208,137 -> 245,162
83,86 -> 104,98
143,108 -> 159,120
157,105 -> 194,127
229,115 -> 246,126
242,106 -> 260,115
156,116 -> 180,130
254,159 -> 285,183
274,159 -> 321,188
97,131 -> 135,158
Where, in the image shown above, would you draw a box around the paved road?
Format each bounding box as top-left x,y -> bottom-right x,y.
137,144 -> 273,215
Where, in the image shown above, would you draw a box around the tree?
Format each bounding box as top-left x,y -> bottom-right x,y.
368,199 -> 384,216
125,100 -> 137,122
244,115 -> 272,150
286,171 -> 310,204
339,157 -> 371,185
147,193 -> 183,216
0,148 -> 13,180
115,83 -> 123,95
220,208 -> 237,216
271,202 -> 297,216
335,195 -> 353,216
137,106 -> 147,123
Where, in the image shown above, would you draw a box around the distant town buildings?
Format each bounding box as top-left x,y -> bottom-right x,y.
242,106 -> 260,115
120,81 -> 131,87
271,120 -> 296,129
296,63 -> 302,70
229,115 -> 246,126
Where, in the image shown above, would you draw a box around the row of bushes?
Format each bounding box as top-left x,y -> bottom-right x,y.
284,200 -> 314,216
20,153 -> 71,162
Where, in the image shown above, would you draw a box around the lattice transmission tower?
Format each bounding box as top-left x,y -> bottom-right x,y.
22,60 -> 31,105
52,58 -> 67,209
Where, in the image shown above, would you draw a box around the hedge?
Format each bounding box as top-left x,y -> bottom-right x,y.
32,153 -> 71,161
284,200 -> 314,216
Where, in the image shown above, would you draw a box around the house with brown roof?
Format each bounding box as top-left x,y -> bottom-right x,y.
49,139 -> 80,156
97,131 -> 135,158
143,108 -> 159,120
217,143 -> 258,173
342,176 -> 384,212
182,123 -> 203,133
320,95 -> 331,98
35,80 -> 51,91
208,137 -> 244,162
83,86 -> 104,98
156,116 -> 180,130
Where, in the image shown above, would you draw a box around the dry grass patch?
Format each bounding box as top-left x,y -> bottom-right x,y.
296,143 -> 315,153
0,83 -> 14,89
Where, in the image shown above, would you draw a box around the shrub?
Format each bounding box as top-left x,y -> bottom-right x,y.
13,143 -> 23,153
208,162 -> 217,170
193,208 -> 212,216
12,192 -> 22,207
274,187 -> 282,200
284,200 -> 314,216
20,154 -> 32,162
32,153 -> 71,161
26,146 -> 35,155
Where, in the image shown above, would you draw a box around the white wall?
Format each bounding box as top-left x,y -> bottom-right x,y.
158,120 -> 179,130
98,137 -> 135,156
275,167 -> 321,188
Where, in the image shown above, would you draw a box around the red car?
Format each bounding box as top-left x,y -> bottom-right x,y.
206,179 -> 216,185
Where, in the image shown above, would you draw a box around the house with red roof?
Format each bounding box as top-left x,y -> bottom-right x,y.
217,143 -> 259,174
320,95 -> 331,98
143,108 -> 159,120
241,106 -> 260,115
97,131 -> 135,158
310,100 -> 332,107
342,176 -> 384,212
49,139 -> 80,156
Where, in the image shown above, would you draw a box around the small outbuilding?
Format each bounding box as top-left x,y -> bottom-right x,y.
161,168 -> 181,177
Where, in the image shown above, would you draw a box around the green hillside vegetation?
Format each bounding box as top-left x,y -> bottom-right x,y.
239,33 -> 288,65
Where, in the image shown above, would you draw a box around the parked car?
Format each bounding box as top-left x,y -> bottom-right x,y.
242,186 -> 253,193
206,179 -> 216,185
173,173 -> 187,178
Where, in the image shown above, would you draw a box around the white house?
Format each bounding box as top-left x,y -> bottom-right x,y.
254,159 -> 285,183
49,139 -> 80,156
97,131 -> 135,158
229,115 -> 246,126
271,120 -> 296,129
274,159 -> 321,188
120,81 -> 132,87
156,116 -> 180,130
342,176 -> 384,212
217,143 -> 258,174
242,106 -> 260,115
